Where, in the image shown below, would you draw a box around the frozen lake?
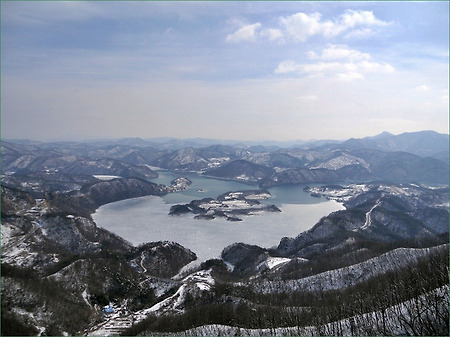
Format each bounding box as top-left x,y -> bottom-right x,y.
93,171 -> 345,264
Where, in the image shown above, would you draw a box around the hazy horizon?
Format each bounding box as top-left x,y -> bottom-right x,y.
2,129 -> 449,145
1,1 -> 449,141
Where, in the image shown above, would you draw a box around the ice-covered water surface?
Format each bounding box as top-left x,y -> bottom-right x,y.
93,175 -> 344,264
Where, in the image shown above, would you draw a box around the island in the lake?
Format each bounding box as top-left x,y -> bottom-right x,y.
167,177 -> 192,192
169,190 -> 281,221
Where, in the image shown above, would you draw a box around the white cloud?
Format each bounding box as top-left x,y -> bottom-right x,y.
278,9 -> 391,42
226,10 -> 392,42
275,45 -> 394,81
301,61 -> 344,74
3,63 -> 448,141
226,23 -> 262,43
275,60 -> 302,74
339,9 -> 391,28
261,28 -> 284,41
226,9 -> 392,44
2,2 -> 448,141
226,20 -> 286,44
307,44 -> 371,62
279,12 -> 337,42
415,84 -> 431,92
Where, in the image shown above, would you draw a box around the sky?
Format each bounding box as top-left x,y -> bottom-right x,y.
1,1 -> 449,142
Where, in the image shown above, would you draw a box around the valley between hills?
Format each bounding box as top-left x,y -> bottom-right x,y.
1,130 -> 449,336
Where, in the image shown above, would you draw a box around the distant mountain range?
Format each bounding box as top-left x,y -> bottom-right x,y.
342,130 -> 449,163
1,130 -> 448,335
3,130 -> 448,186
5,129 -> 448,156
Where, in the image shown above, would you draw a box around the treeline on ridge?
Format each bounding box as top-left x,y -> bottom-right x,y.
122,243 -> 449,336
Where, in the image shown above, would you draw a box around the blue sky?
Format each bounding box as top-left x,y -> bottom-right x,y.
1,1 -> 448,141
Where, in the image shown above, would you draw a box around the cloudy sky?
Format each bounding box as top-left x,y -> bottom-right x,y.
1,1 -> 448,141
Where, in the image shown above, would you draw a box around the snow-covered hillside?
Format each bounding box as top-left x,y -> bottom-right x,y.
176,286 -> 449,336
250,245 -> 447,294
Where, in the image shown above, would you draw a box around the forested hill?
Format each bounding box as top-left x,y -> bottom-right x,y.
1,132 -> 448,335
3,131 -> 449,186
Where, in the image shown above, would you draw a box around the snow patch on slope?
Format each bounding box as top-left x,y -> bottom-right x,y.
251,245 -> 447,294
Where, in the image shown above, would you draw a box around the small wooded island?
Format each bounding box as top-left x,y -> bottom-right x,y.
169,190 -> 281,221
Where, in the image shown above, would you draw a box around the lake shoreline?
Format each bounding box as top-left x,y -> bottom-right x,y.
93,171 -> 345,265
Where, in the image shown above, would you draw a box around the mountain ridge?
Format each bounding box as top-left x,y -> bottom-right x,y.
3,129 -> 448,148
1,130 -> 448,335
3,130 -> 448,186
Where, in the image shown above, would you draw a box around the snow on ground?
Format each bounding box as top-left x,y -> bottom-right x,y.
361,199 -> 381,230
197,200 -> 223,209
222,199 -> 253,208
82,289 -> 92,308
143,270 -> 215,315
265,257 -> 292,269
178,286 -> 448,336
93,175 -> 121,181
223,192 -> 244,200
223,192 -> 271,200
87,270 -> 216,336
308,184 -> 368,203
139,251 -> 148,274
1,223 -> 14,246
245,192 -> 271,200
184,269 -> 215,291
310,154 -> 370,171
11,307 -> 49,337
307,183 -> 428,204
207,157 -> 231,168
224,261 -> 235,272
88,316 -> 134,336
1,222 -> 40,267
251,245 -> 447,294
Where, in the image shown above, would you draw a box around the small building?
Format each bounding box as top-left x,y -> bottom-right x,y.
103,304 -> 114,315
